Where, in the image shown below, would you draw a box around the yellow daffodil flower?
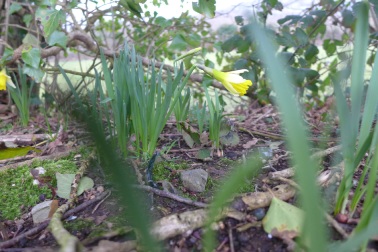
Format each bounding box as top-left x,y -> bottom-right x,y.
0,68 -> 15,91
197,65 -> 252,96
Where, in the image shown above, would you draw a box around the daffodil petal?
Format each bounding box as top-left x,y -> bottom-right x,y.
228,69 -> 249,74
0,69 -> 8,91
197,65 -> 253,96
221,80 -> 240,95
224,73 -> 246,83
230,80 -> 252,95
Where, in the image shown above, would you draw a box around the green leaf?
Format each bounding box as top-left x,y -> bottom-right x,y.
234,58 -> 248,69
277,15 -> 301,25
119,0 -> 143,17
184,33 -> 201,47
262,197 -> 304,234
293,28 -> 308,46
323,39 -> 337,56
23,14 -> 33,27
182,131 -> 195,148
56,173 -> 94,199
342,9 -> 355,28
47,31 -> 67,48
36,8 -> 65,38
304,44 -> 319,61
169,34 -> 187,51
68,0 -> 79,9
237,39 -> 250,53
221,34 -> 242,52
196,148 -> 212,161
154,16 -> 172,29
276,30 -> 296,47
22,48 -> 41,69
9,2 -> 22,15
220,131 -> 240,146
235,16 -> 244,25
23,65 -> 45,82
22,33 -> 40,47
192,0 -> 215,18
1,47 -> 14,64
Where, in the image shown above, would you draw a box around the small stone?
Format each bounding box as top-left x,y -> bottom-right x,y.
237,232 -> 250,243
336,213 -> 348,223
97,186 -> 104,193
31,200 -> 54,224
252,208 -> 266,221
180,169 -> 208,192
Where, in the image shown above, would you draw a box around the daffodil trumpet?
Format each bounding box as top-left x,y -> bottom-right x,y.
197,65 -> 252,96
0,68 -> 16,90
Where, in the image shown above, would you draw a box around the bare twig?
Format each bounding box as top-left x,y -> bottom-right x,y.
135,185 -> 208,208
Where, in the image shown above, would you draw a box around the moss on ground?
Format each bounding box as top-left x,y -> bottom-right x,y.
0,147 -> 91,220
152,160 -> 188,181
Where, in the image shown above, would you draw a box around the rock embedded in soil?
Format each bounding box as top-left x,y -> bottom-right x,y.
180,169 -> 208,193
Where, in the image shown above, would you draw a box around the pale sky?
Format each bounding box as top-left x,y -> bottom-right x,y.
144,0 -> 314,28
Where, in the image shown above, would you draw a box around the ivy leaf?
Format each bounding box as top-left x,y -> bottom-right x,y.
9,2 -> 22,15
36,8 -> 65,38
119,0 -> 145,17
22,33 -> 40,47
56,173 -> 94,199
169,34 -> 187,51
47,31 -> 67,49
23,14 -> 33,27
221,34 -> 242,52
304,44 -> 319,61
192,0 -> 216,18
277,15 -> 301,25
293,28 -> 308,46
155,16 -> 172,29
342,9 -> 355,28
262,197 -> 304,236
22,47 -> 41,69
23,65 -> 45,82
323,39 -> 338,56
1,48 -> 14,64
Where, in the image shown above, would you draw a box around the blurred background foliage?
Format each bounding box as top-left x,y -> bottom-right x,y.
2,0 -> 378,108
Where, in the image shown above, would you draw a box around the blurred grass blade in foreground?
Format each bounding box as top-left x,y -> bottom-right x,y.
249,22 -> 327,251
60,65 -> 161,251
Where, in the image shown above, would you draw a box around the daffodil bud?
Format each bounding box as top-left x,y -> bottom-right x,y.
174,47 -> 202,62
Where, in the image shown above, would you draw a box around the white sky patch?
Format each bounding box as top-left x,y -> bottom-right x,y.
143,0 -> 313,29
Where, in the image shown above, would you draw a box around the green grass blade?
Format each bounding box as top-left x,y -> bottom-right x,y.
250,22 -> 326,251
203,154 -> 262,251
350,2 -> 369,142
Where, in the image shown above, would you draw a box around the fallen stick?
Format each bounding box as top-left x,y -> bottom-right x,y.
0,134 -> 55,146
135,185 -> 208,208
269,145 -> 341,180
0,148 -> 78,172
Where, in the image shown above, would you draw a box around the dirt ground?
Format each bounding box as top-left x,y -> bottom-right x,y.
0,99 -> 372,252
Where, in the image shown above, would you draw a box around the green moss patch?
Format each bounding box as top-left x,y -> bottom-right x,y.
0,157 -> 80,220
